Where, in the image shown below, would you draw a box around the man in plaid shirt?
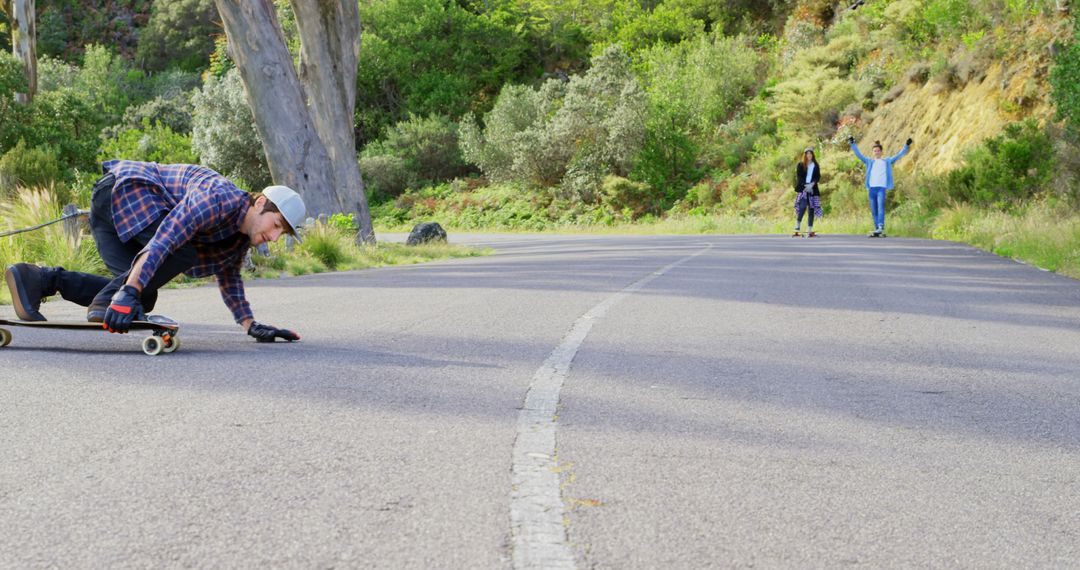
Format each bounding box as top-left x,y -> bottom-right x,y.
4,160 -> 306,342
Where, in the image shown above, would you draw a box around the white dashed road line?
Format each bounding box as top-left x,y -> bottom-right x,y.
509,243 -> 713,569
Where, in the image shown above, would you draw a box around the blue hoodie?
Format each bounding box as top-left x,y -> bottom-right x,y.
851,143 -> 909,190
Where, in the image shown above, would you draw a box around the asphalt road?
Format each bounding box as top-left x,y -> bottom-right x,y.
1,233 -> 1078,569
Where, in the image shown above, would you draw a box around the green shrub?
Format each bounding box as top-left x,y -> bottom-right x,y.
102,89 -> 196,140
596,0 -> 705,55
359,154 -> 414,199
638,32 -> 765,141
939,121 -> 1054,207
461,46 -> 648,200
98,119 -> 198,165
772,65 -> 866,135
361,113 -> 470,191
328,212 -> 359,233
191,69 -> 269,190
600,176 -> 657,220
0,140 -> 64,197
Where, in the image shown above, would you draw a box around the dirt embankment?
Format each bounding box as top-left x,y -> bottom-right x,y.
861,18 -> 1068,177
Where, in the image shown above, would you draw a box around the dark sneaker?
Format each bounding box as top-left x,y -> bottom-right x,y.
808,231 -> 818,237
87,305 -> 147,323
86,305 -> 106,323
4,264 -> 47,321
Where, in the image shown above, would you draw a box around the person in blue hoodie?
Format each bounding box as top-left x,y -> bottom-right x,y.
848,135 -> 912,237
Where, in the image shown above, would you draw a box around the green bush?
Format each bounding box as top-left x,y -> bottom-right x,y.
899,0 -> 985,46
600,176 -> 657,219
638,32 -> 765,141
98,119 -> 198,165
359,154 -> 414,199
355,0 -> 533,145
361,114 -> 470,192
461,46 -> 648,200
0,140 -> 65,197
191,69 -> 270,190
328,212 -> 359,233
596,0 -> 705,55
0,52 -> 30,150
102,89 -> 197,141
935,120 -> 1053,207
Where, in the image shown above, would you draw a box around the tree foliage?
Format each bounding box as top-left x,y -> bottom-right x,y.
361,114 -> 470,198
461,46 -> 648,200
190,69 -> 268,190
355,0 -> 534,145
136,0 -> 218,72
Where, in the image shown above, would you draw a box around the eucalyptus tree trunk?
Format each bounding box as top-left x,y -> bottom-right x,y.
11,0 -> 36,104
292,0 -> 374,244
212,0 -> 374,242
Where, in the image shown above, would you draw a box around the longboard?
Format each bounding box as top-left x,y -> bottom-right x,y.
0,314 -> 180,355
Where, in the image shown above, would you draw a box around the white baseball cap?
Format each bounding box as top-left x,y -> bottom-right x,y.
262,185 -> 306,242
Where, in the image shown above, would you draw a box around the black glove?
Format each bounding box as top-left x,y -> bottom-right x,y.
248,321 -> 300,343
103,285 -> 143,334
847,135 -> 855,145
906,137 -> 913,146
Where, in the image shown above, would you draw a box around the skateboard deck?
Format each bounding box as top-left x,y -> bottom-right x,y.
0,314 -> 181,355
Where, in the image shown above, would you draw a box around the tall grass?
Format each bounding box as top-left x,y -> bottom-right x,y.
930,202 -> 1080,278
0,186 -> 106,305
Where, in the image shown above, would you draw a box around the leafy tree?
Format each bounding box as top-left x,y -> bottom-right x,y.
137,0 -> 219,72
0,52 -> 30,148
356,0 -> 533,145
639,33 -> 764,139
594,0 -> 705,56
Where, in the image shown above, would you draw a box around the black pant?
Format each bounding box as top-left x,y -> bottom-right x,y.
797,207 -> 815,228
52,174 -> 198,312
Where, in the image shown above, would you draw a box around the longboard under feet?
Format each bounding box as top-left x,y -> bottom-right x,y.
0,314 -> 181,355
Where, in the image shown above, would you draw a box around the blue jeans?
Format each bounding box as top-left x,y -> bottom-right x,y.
867,187 -> 886,229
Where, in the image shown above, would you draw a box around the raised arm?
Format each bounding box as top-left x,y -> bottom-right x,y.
848,136 -> 869,163
889,138 -> 912,163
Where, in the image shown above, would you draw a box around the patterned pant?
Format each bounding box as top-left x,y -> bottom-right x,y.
795,192 -> 822,223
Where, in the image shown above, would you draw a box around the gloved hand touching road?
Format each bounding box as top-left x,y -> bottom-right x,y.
103,285 -> 144,333
247,321 -> 301,343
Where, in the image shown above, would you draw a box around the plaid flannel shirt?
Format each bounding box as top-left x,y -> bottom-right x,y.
103,160 -> 254,324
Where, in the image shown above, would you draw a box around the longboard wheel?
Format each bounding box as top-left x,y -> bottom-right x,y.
162,336 -> 180,354
142,335 -> 164,356
0,328 -> 11,347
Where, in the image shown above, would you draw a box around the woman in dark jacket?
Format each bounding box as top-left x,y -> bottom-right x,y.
793,147 -> 823,237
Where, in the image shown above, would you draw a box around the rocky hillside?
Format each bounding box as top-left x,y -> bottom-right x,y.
854,14 -> 1070,176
